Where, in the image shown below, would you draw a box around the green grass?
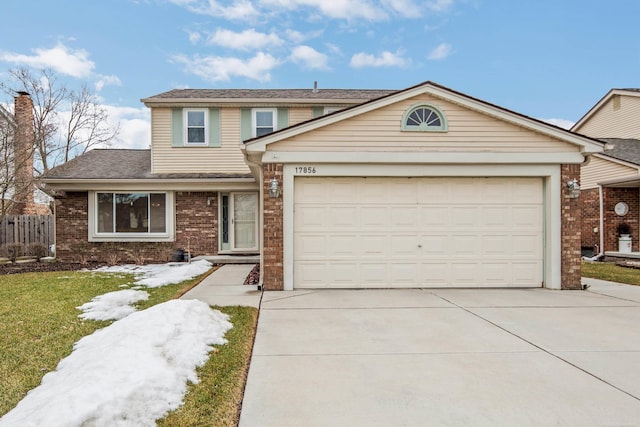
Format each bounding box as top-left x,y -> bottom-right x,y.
582,261 -> 640,286
159,306 -> 258,426
0,268 -> 257,426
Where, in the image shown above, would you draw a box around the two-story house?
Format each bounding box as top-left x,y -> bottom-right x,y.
574,89 -> 640,258
42,80 -> 603,290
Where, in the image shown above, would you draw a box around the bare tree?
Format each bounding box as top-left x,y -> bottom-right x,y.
1,67 -> 119,174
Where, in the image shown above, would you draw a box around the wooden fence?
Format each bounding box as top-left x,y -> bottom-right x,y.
0,215 -> 54,252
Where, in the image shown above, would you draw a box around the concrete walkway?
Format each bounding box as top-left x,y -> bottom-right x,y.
239,283 -> 640,426
180,264 -> 262,307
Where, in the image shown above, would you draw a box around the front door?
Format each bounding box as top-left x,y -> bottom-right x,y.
220,192 -> 259,252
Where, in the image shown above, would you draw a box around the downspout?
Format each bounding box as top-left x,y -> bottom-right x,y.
598,183 -> 604,258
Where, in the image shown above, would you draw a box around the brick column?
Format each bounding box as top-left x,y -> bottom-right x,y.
262,163 -> 284,290
580,188 -> 600,251
561,164 -> 582,290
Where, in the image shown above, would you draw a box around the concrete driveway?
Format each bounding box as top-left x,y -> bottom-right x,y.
239,280 -> 640,426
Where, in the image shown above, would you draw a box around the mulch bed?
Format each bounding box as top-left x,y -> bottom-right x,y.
0,261 -> 107,275
244,263 -> 260,285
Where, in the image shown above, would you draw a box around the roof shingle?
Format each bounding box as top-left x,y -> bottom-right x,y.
42,149 -> 252,180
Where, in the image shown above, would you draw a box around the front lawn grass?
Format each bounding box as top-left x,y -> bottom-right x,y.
159,305 -> 258,426
0,267 -> 257,426
582,261 -> 640,286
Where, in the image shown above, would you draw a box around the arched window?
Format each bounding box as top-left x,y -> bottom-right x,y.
402,104 -> 447,131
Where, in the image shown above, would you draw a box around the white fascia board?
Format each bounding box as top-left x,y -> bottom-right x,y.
141,98 -> 370,108
262,151 -> 585,165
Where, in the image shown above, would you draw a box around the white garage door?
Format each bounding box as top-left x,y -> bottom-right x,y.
294,177 -> 544,288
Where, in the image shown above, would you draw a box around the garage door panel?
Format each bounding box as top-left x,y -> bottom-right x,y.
391,206 -> 419,227
330,207 -> 358,227
419,206 -> 449,227
451,207 -> 480,227
361,263 -> 389,283
420,263 -> 450,285
296,235 -> 326,258
451,235 -> 481,257
512,262 -> 542,285
361,206 -> 389,227
295,206 -> 327,229
294,177 -> 543,289
327,235 -> 359,257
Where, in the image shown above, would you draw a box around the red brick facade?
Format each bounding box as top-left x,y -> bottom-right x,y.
55,191 -> 218,263
561,164 -> 582,290
580,188 -> 600,251
602,187 -> 639,252
262,163 -> 284,290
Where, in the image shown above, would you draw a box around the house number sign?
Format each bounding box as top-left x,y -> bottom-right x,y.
615,202 -> 629,216
295,166 -> 317,174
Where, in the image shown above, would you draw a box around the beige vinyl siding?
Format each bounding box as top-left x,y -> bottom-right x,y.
268,94 -> 580,153
288,107 -> 313,126
576,96 -> 640,138
581,155 -> 639,189
151,107 -> 250,174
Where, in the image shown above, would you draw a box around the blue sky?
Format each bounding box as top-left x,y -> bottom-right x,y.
1,0 -> 639,148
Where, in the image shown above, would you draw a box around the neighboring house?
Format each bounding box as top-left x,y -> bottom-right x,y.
0,92 -> 50,216
574,88 -> 640,258
42,81 -> 603,290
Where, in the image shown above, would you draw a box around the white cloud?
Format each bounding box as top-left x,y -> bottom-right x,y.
171,52 -> 280,83
208,28 -> 284,51
543,118 -> 575,130
95,74 -> 122,92
427,42 -> 452,60
187,30 -> 202,44
260,0 -> 387,21
349,50 -> 409,68
381,0 -> 422,17
167,0 -> 260,20
290,45 -> 329,70
426,0 -> 454,12
105,105 -> 151,149
0,42 -> 95,78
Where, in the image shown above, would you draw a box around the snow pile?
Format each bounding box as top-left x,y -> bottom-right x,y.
0,299 -> 232,427
77,260 -> 213,321
77,289 -> 149,321
92,259 -> 213,288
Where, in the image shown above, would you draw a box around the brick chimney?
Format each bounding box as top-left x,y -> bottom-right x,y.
11,91 -> 36,214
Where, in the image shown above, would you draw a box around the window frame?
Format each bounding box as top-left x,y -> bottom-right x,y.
252,108 -> 278,138
401,103 -> 448,132
88,191 -> 175,242
183,108 -> 209,145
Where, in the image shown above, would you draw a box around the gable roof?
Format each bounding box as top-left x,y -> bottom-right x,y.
598,138 -> 640,166
243,80 -> 604,154
141,89 -> 396,106
572,88 -> 640,132
41,149 -> 252,181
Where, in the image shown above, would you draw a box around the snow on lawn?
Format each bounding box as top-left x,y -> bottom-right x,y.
77,289 -> 149,321
77,260 -> 213,321
0,299 -> 232,427
92,259 -> 213,288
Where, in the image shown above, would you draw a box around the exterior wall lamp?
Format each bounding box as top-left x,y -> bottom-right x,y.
268,178 -> 280,198
567,178 -> 580,198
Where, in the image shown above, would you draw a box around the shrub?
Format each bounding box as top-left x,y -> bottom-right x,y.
3,243 -> 25,262
27,242 -> 49,259
70,241 -> 92,265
